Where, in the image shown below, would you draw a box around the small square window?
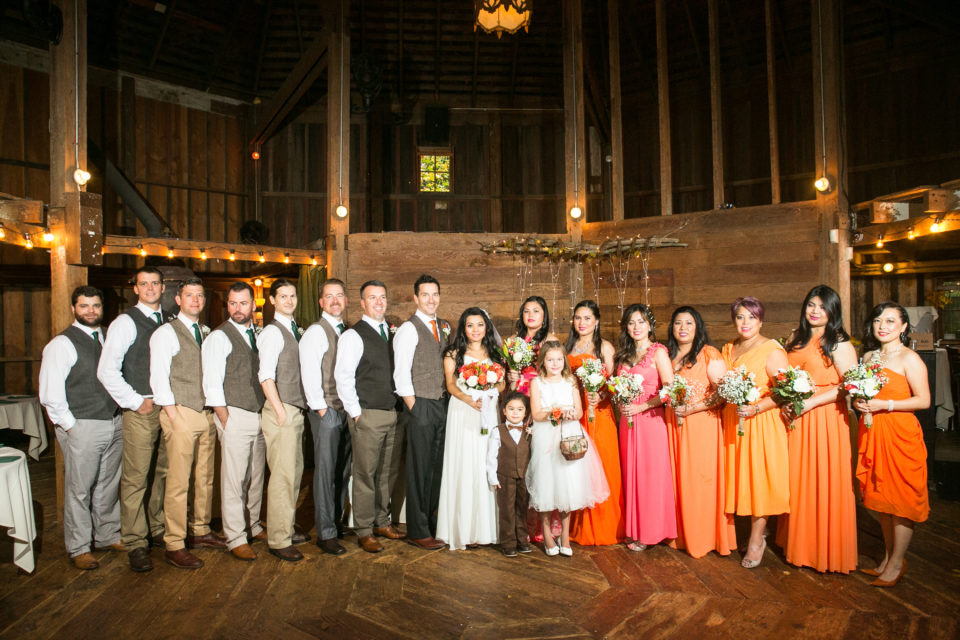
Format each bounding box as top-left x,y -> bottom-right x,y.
419,150 -> 452,193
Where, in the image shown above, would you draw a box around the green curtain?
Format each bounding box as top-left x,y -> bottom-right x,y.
295,264 -> 326,328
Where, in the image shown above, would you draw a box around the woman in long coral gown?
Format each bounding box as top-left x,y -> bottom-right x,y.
721,296 -> 790,569
777,285 -> 858,573
566,300 -> 624,546
664,306 -> 736,559
854,301 -> 930,587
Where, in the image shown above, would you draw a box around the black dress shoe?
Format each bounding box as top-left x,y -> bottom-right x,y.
291,531 -> 311,545
318,538 -> 346,555
128,547 -> 153,572
149,535 -> 165,549
269,546 -> 304,562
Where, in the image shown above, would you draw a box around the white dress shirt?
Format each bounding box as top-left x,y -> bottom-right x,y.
257,311 -> 298,384
202,319 -> 254,408
334,315 -> 390,419
149,313 -> 202,408
300,312 -> 344,412
485,423 -> 524,486
392,309 -> 440,398
39,321 -> 101,431
97,302 -> 164,410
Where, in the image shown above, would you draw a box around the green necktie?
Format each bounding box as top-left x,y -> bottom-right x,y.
92,330 -> 100,344
379,323 -> 387,342
291,320 -> 300,342
337,322 -> 345,335
153,311 -> 162,325
246,328 -> 258,352
192,323 -> 202,346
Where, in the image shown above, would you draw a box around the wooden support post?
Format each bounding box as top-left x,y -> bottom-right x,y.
608,0 -> 624,222
765,0 -> 781,204
812,0 -> 849,320
655,0 -> 672,216
121,76 -> 137,177
488,113 -> 503,232
708,0 -> 725,209
563,0 -> 586,239
327,0 -> 350,283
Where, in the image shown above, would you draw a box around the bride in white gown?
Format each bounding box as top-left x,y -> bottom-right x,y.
435,308 -> 507,550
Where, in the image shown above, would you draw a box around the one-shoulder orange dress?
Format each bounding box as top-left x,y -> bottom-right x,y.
721,339 -> 790,517
776,341 -> 857,573
856,368 -> 929,523
666,345 -> 737,558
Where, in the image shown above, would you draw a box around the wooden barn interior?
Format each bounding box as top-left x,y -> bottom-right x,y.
0,0 -> 959,637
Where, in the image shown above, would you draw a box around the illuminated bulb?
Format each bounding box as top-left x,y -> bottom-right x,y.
101,246 -> 106,255
311,254 -> 318,266
230,250 -> 236,261
43,228 -> 54,242
284,253 -> 290,264
24,234 -> 33,249
336,204 -> 348,218
73,168 -> 91,186
876,235 -> 884,249
569,206 -> 583,220
254,278 -> 263,287
139,243 -> 147,257
0,223 -> 5,239
251,151 -> 260,160
907,227 -> 915,240
167,247 -> 174,258
814,176 -> 831,192
200,248 -> 207,260
930,218 -> 943,233
258,251 -> 265,263
882,262 -> 894,273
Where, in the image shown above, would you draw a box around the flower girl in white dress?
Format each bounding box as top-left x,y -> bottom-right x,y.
526,341 -> 610,557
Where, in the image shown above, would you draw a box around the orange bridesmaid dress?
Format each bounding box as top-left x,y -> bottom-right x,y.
721,340 -> 790,517
569,353 -> 625,545
776,341 -> 857,573
856,368 -> 929,523
665,346 -> 737,558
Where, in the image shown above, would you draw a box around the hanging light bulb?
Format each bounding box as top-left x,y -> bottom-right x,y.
43,228 -> 54,242
167,246 -> 175,258
200,248 -> 207,260
258,251 -> 265,263
24,234 -> 33,249
930,217 -> 944,233
882,262 -> 894,273
73,168 -> 91,186
569,206 -> 583,220
814,176 -> 831,193
311,254 -> 318,266
0,223 -> 5,239
251,151 -> 260,160
139,243 -> 147,257
284,253 -> 290,264
229,250 -> 236,261
907,227 -> 915,240
254,278 -> 263,287
876,235 -> 884,249
336,204 -> 348,218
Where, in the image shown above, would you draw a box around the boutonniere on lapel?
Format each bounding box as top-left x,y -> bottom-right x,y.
297,327 -> 305,337
389,325 -> 398,335
200,325 -> 211,338
441,323 -> 451,338
254,324 -> 263,335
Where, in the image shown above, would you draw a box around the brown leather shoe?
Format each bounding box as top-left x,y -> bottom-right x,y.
72,552 -> 99,570
95,542 -> 127,552
230,544 -> 257,562
358,535 -> 384,553
318,538 -> 347,555
291,531 -> 311,545
165,548 -> 204,569
187,532 -> 227,549
251,530 -> 268,543
268,546 -> 304,562
406,537 -> 446,550
128,547 -> 153,572
373,525 -> 404,540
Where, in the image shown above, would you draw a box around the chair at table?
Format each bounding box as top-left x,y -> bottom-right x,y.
0,446 -> 37,573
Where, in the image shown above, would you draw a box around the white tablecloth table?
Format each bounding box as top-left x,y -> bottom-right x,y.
0,446 -> 36,573
0,395 -> 48,461
934,348 -> 955,431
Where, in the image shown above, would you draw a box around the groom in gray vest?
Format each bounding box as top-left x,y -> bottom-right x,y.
393,275 -> 449,550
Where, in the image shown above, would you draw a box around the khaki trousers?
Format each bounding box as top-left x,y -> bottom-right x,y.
349,408 -> 401,538
120,406 -> 167,550
159,405 -> 216,550
215,407 -> 266,550
261,402 -> 304,549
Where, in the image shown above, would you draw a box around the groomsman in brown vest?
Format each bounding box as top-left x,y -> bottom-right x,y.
202,282 -> 267,561
301,278 -> 351,556
334,280 -> 404,553
257,278 -> 309,562
40,286 -> 123,570
393,274 -> 449,550
97,266 -> 168,572
149,277 -> 223,569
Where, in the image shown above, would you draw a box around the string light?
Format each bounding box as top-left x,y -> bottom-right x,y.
882,262 -> 894,273
167,246 -> 175,258
0,223 -> 6,239
907,226 -> 915,240
200,248 -> 207,260
259,251 -> 265,262
230,250 -> 236,261
139,243 -> 147,257
876,234 -> 884,249
284,253 -> 290,264
24,234 -> 33,249
42,228 -> 54,242
930,217 -> 944,233
254,278 -> 263,287
311,254 -> 318,266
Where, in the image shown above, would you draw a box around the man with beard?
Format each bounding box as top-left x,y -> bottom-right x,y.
40,286 -> 122,570
202,282 -> 266,561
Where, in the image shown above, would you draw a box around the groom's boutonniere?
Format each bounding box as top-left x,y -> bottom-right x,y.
441,323 -> 451,338
389,324 -> 398,335
200,325 -> 211,338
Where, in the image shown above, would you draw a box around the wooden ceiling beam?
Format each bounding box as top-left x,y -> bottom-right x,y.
254,1 -> 273,95
203,0 -> 248,91
682,0 -> 707,78
148,0 -> 178,70
293,0 -> 305,55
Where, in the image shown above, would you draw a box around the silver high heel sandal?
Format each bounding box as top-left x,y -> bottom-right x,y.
741,536 -> 767,569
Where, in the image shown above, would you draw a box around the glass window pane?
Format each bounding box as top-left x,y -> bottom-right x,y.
437,173 -> 450,192
436,156 -> 450,172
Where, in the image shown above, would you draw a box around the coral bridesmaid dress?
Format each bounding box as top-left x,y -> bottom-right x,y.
776,341 -> 857,573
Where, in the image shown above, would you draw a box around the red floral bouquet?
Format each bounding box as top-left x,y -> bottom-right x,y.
457,361 -> 505,434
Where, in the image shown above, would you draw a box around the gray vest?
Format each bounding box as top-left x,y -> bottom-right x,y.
60,326 -> 119,420
315,318 -> 343,411
354,320 -> 396,411
216,321 -> 265,413
120,307 -> 163,395
409,315 -> 447,400
168,320 -> 205,412
496,423 -> 531,480
272,320 -> 307,410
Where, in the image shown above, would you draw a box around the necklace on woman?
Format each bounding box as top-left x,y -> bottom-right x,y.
572,338 -> 594,356
874,343 -> 902,367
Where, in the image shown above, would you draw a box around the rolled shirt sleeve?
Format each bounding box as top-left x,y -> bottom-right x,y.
39,335 -> 79,430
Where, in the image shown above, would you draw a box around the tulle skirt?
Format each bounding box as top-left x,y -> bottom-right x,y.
526,420 -> 610,513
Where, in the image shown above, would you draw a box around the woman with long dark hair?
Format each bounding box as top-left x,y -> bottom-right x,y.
506,296 -> 558,396
565,300 -> 624,546
663,306 -> 735,559
776,285 -> 858,573
614,303 -> 675,551
435,308 -> 506,550
854,302 -> 930,586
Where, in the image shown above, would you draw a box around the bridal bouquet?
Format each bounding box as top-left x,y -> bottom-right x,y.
770,366 -> 816,428
843,360 -> 888,428
607,373 -> 645,429
658,375 -> 704,427
458,361 -> 505,435
500,337 -> 536,372
574,358 -> 608,423
718,366 -> 761,436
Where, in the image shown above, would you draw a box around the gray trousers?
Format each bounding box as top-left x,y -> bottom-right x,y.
307,407 -> 352,540
55,416 -> 123,557
349,408 -> 401,538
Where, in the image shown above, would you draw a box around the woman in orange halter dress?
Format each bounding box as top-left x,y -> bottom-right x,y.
566,300 -> 625,546
854,301 -> 930,587
777,285 -> 858,573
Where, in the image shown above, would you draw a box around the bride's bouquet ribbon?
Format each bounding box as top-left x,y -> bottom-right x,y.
457,360 -> 505,435
467,388 -> 501,436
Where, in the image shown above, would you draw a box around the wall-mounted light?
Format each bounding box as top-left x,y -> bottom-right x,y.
814,176 -> 831,193
254,278 -> 263,287
876,234 -> 884,249
569,206 -> 583,220
882,262 -> 894,273
42,228 -> 54,242
336,204 -> 348,219
251,151 -> 260,160
73,168 -> 91,187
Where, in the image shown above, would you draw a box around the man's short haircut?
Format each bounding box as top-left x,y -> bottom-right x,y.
228,281 -> 255,298
321,278 -> 346,296
177,277 -> 205,296
413,274 -> 439,296
270,278 -> 297,298
134,266 -> 163,283
360,280 -> 387,297
71,285 -> 103,306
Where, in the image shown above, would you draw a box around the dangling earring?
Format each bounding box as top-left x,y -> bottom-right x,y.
899,331 -> 907,343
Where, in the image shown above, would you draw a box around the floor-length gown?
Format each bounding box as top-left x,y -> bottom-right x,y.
435,355 -> 499,550
665,345 -> 737,558
619,343 -> 677,545
856,368 -> 929,523
569,353 -> 625,546
721,340 -> 790,517
776,340 -> 858,573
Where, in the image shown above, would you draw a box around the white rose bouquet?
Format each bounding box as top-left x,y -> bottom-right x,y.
770,366 -> 816,429
843,360 -> 889,428
500,337 -> 535,371
607,373 -> 645,429
574,358 -> 608,424
718,366 -> 761,436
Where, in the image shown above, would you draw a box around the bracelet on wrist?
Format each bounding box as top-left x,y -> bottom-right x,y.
887,399 -> 894,412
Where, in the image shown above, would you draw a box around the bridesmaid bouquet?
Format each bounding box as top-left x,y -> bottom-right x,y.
658,375 -> 704,427
457,362 -> 505,434
574,358 -> 608,424
770,366 -> 816,429
607,373 -> 645,429
843,361 -> 889,428
718,366 -> 761,436
500,337 -> 536,371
